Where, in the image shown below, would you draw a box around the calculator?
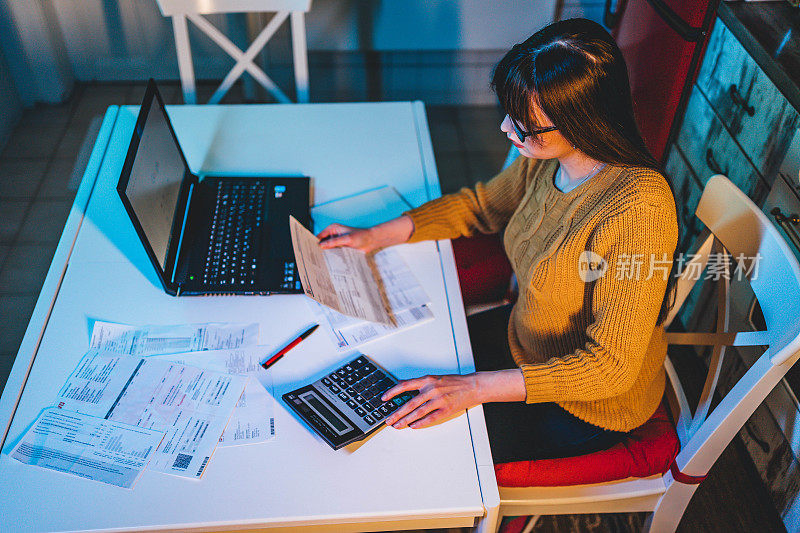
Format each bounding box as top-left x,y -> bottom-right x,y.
283,354 -> 416,450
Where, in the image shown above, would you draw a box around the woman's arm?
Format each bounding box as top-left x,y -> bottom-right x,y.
381,368 -> 527,429
317,155 -> 537,249
318,215 -> 414,252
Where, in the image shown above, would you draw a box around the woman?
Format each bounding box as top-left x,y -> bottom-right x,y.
317,18 -> 679,463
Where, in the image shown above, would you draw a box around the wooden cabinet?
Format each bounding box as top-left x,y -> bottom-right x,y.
665,16 -> 799,331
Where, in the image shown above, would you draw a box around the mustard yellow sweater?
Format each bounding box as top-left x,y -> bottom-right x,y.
406,156 -> 678,432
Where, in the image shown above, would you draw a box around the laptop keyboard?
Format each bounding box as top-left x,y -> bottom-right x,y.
203,181 -> 265,286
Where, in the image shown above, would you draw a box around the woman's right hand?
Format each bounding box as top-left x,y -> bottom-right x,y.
317,215 -> 415,253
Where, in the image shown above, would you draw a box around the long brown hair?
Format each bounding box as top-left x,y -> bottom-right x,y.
491,18 -> 679,326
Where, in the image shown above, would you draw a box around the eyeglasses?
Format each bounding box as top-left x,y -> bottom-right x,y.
508,115 -> 558,143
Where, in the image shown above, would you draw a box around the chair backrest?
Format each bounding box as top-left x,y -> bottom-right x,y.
662,174 -> 800,479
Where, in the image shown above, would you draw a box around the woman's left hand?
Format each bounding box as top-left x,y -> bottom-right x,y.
381,374 -> 481,429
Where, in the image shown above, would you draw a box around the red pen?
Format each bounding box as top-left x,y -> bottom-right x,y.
261,324 -> 319,369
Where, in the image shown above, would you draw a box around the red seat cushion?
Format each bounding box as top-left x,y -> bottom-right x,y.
494,402 -> 680,487
452,233 -> 513,306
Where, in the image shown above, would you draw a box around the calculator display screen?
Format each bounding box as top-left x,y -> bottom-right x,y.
301,392 -> 352,435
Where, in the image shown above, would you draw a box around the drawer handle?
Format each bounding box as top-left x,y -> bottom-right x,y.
729,84 -> 755,117
771,207 -> 800,253
705,149 -> 725,175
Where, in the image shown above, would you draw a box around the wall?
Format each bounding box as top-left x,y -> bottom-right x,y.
0,44 -> 22,152
45,0 -> 604,104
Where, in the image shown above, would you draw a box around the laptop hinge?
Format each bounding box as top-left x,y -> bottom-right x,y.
170,181 -> 194,284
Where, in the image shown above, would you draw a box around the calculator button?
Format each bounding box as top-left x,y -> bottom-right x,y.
345,365 -> 354,372
338,392 -> 348,401
336,369 -> 347,377
346,387 -> 357,396
330,373 -> 342,383
355,407 -> 366,417
371,409 -> 384,420
329,385 -> 340,393
363,415 -> 374,424
392,397 -> 405,406
366,372 -> 379,384
344,375 -> 356,384
354,395 -> 367,405
363,400 -> 375,410
385,402 -> 398,413
354,357 -> 367,367
377,378 -> 394,390
362,363 -> 375,373
353,381 -> 368,393
322,378 -> 331,386
379,405 -> 391,415
292,398 -> 302,405
347,400 -> 358,409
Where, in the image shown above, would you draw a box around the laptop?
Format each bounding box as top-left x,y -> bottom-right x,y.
117,79 -> 310,296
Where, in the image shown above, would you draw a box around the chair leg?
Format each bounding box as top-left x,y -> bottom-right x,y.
644,482 -> 699,533
520,515 -> 540,533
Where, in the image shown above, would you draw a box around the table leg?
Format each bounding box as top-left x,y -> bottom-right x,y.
291,11 -> 310,103
172,14 -> 197,105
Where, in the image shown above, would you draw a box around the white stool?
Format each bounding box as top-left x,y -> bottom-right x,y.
156,0 -> 312,104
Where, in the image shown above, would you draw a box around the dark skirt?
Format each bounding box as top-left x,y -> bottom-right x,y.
468,305 -> 626,463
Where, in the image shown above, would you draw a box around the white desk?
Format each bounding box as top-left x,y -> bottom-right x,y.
0,102 -> 499,532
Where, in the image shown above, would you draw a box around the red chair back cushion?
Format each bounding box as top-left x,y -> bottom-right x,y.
451,234 -> 513,306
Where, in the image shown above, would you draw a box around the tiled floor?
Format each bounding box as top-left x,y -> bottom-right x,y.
0,82 -> 786,533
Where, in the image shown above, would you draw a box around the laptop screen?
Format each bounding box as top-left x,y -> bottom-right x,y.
122,91 -> 187,271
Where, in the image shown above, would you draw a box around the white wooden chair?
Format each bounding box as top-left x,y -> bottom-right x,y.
155,0 -> 311,104
476,174 -> 800,533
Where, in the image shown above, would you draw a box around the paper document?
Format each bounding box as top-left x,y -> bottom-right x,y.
290,216 -> 394,325
90,321 -> 259,356
310,248 -> 434,349
10,408 -> 164,489
311,186 -> 411,233
148,347 -> 276,447
55,350 -> 247,479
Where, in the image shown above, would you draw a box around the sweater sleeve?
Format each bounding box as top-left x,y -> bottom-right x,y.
404,155 -> 532,243
519,200 -> 679,403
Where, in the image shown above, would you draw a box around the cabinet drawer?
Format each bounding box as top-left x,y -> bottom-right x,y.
664,145 -> 703,251
676,86 -> 770,206
696,20 -> 800,181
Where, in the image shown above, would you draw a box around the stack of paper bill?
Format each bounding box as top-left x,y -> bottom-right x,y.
10,321 -> 276,489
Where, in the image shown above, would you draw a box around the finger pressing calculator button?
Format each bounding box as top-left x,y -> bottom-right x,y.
363,415 -> 374,424
338,392 -> 348,401
355,407 -> 366,417
347,400 -> 357,409
371,409 -> 384,420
